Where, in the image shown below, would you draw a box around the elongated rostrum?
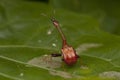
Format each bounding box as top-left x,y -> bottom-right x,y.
51,18 -> 79,65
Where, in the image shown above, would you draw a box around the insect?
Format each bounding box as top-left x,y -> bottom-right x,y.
51,18 -> 79,65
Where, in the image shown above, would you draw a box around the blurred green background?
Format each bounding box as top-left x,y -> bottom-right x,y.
34,0 -> 120,35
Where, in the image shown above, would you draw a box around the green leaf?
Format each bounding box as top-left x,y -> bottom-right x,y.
0,0 -> 120,80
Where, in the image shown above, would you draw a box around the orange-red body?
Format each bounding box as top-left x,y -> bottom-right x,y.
62,44 -> 78,65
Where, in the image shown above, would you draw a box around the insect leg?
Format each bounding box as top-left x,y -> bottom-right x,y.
51,53 -> 61,57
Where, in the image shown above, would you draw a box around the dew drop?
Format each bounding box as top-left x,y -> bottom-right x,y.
47,29 -> 52,35
52,43 -> 56,47
20,73 -> 24,77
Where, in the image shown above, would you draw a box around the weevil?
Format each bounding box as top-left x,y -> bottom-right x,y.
51,18 -> 79,65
